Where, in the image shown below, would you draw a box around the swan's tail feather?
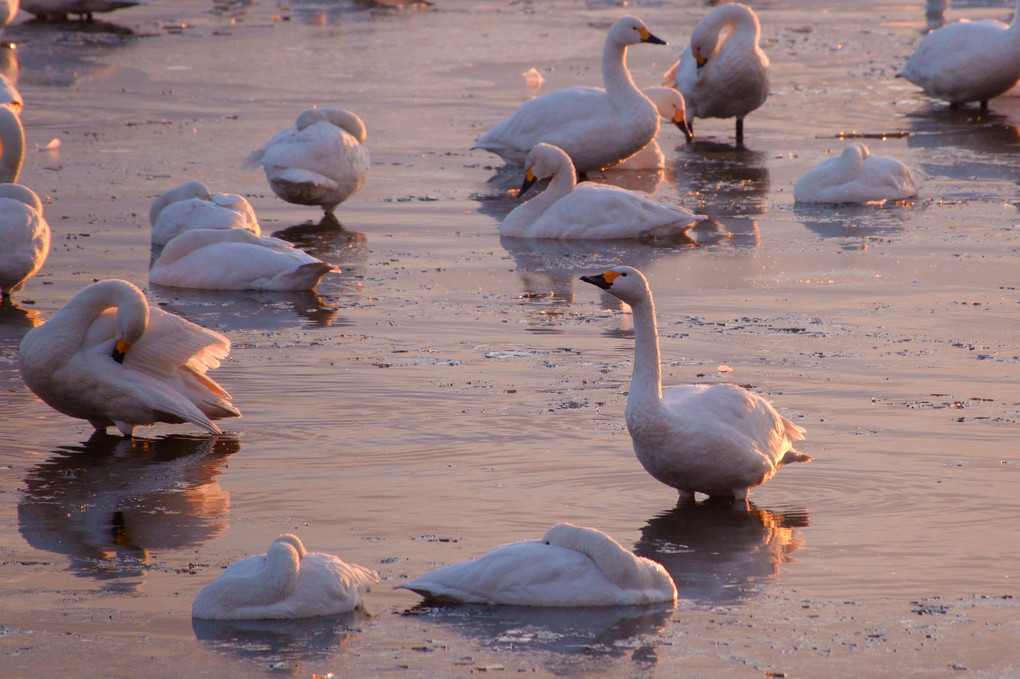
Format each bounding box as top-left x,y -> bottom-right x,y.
241,148 -> 266,170
780,449 -> 812,466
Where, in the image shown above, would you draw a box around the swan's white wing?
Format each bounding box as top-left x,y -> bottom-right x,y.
151,242 -> 333,291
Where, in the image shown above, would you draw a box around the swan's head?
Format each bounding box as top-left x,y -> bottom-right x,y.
610,16 -> 667,48
642,87 -> 693,141
841,142 -> 870,163
580,266 -> 651,306
520,142 -> 575,196
108,280 -> 150,364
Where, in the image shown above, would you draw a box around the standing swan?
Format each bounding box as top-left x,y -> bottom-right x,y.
501,143 -> 704,239
793,142 -> 924,204
243,107 -> 370,214
192,534 -> 380,620
897,0 -> 1020,109
664,3 -> 769,145
473,16 -> 670,174
396,523 -> 676,606
18,279 -> 241,437
149,181 -> 260,246
0,184 -> 49,298
580,267 -> 810,500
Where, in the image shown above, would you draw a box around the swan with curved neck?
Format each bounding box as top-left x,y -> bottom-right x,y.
149,180 -> 260,246
0,184 -> 49,298
473,16 -> 671,173
665,3 -> 769,145
500,143 -> 704,239
794,142 -> 924,204
616,87 -> 694,170
897,0 -> 1020,109
18,279 -> 241,437
396,523 -> 676,606
192,534 -> 380,620
580,266 -> 810,500
150,228 -> 336,291
243,107 -> 370,213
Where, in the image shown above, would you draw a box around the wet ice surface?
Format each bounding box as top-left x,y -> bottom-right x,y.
0,0 -> 1018,676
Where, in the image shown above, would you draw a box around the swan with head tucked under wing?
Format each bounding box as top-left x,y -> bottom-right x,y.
149,180 -> 260,247
897,0 -> 1020,109
193,534 -> 379,620
580,266 -> 810,501
243,107 -> 370,214
664,2 -> 769,145
473,16 -> 672,174
396,523 -> 676,607
794,142 -> 924,204
150,228 -> 336,291
18,279 -> 240,437
0,184 -> 49,299
500,143 -> 704,239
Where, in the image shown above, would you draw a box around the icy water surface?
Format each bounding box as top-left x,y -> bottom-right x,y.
0,0 -> 1018,677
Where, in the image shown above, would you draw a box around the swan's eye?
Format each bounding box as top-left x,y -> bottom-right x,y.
544,541 -> 550,545
620,272 -> 628,277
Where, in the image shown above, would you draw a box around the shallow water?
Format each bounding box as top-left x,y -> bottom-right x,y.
0,0 -> 1018,677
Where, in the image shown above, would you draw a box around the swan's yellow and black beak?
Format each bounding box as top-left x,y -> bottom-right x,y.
580,270 -> 621,290
112,337 -> 131,364
672,109 -> 694,142
519,169 -> 538,197
638,27 -> 667,46
695,47 -> 708,68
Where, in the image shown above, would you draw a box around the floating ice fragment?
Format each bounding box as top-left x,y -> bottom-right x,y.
522,67 -> 545,88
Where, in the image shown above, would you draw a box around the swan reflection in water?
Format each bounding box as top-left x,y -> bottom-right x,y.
18,434 -> 240,587
193,609 -> 370,672
402,601 -> 674,671
634,498 -> 810,604
793,202 -> 914,250
673,140 -> 771,217
151,286 -> 344,331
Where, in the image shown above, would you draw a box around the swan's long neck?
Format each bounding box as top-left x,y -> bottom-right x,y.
512,161 -> 576,224
0,106 -> 25,183
602,39 -> 645,109
627,295 -> 663,412
41,281 -> 148,353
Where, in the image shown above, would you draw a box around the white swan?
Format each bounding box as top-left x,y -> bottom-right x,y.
396,523 -> 676,607
150,228 -> 336,291
793,142 -> 924,204
193,534 -> 380,620
664,2 -> 769,145
243,107 -> 370,213
150,181 -> 260,246
897,0 -> 1020,109
615,87 -> 693,171
580,267 -> 810,500
500,143 -> 705,239
0,104 -> 24,183
0,184 -> 49,298
18,279 -> 241,437
473,16 -> 670,174
19,0 -> 144,20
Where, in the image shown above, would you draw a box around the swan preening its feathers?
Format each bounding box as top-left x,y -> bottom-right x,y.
193,534 -> 380,620
149,181 -> 261,247
0,184 -> 49,298
501,143 -> 704,239
580,266 -> 810,500
18,279 -> 241,437
897,0 -> 1020,108
396,523 -> 676,607
665,2 -> 769,145
243,107 -> 370,213
794,143 -> 924,204
473,16 -> 671,174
